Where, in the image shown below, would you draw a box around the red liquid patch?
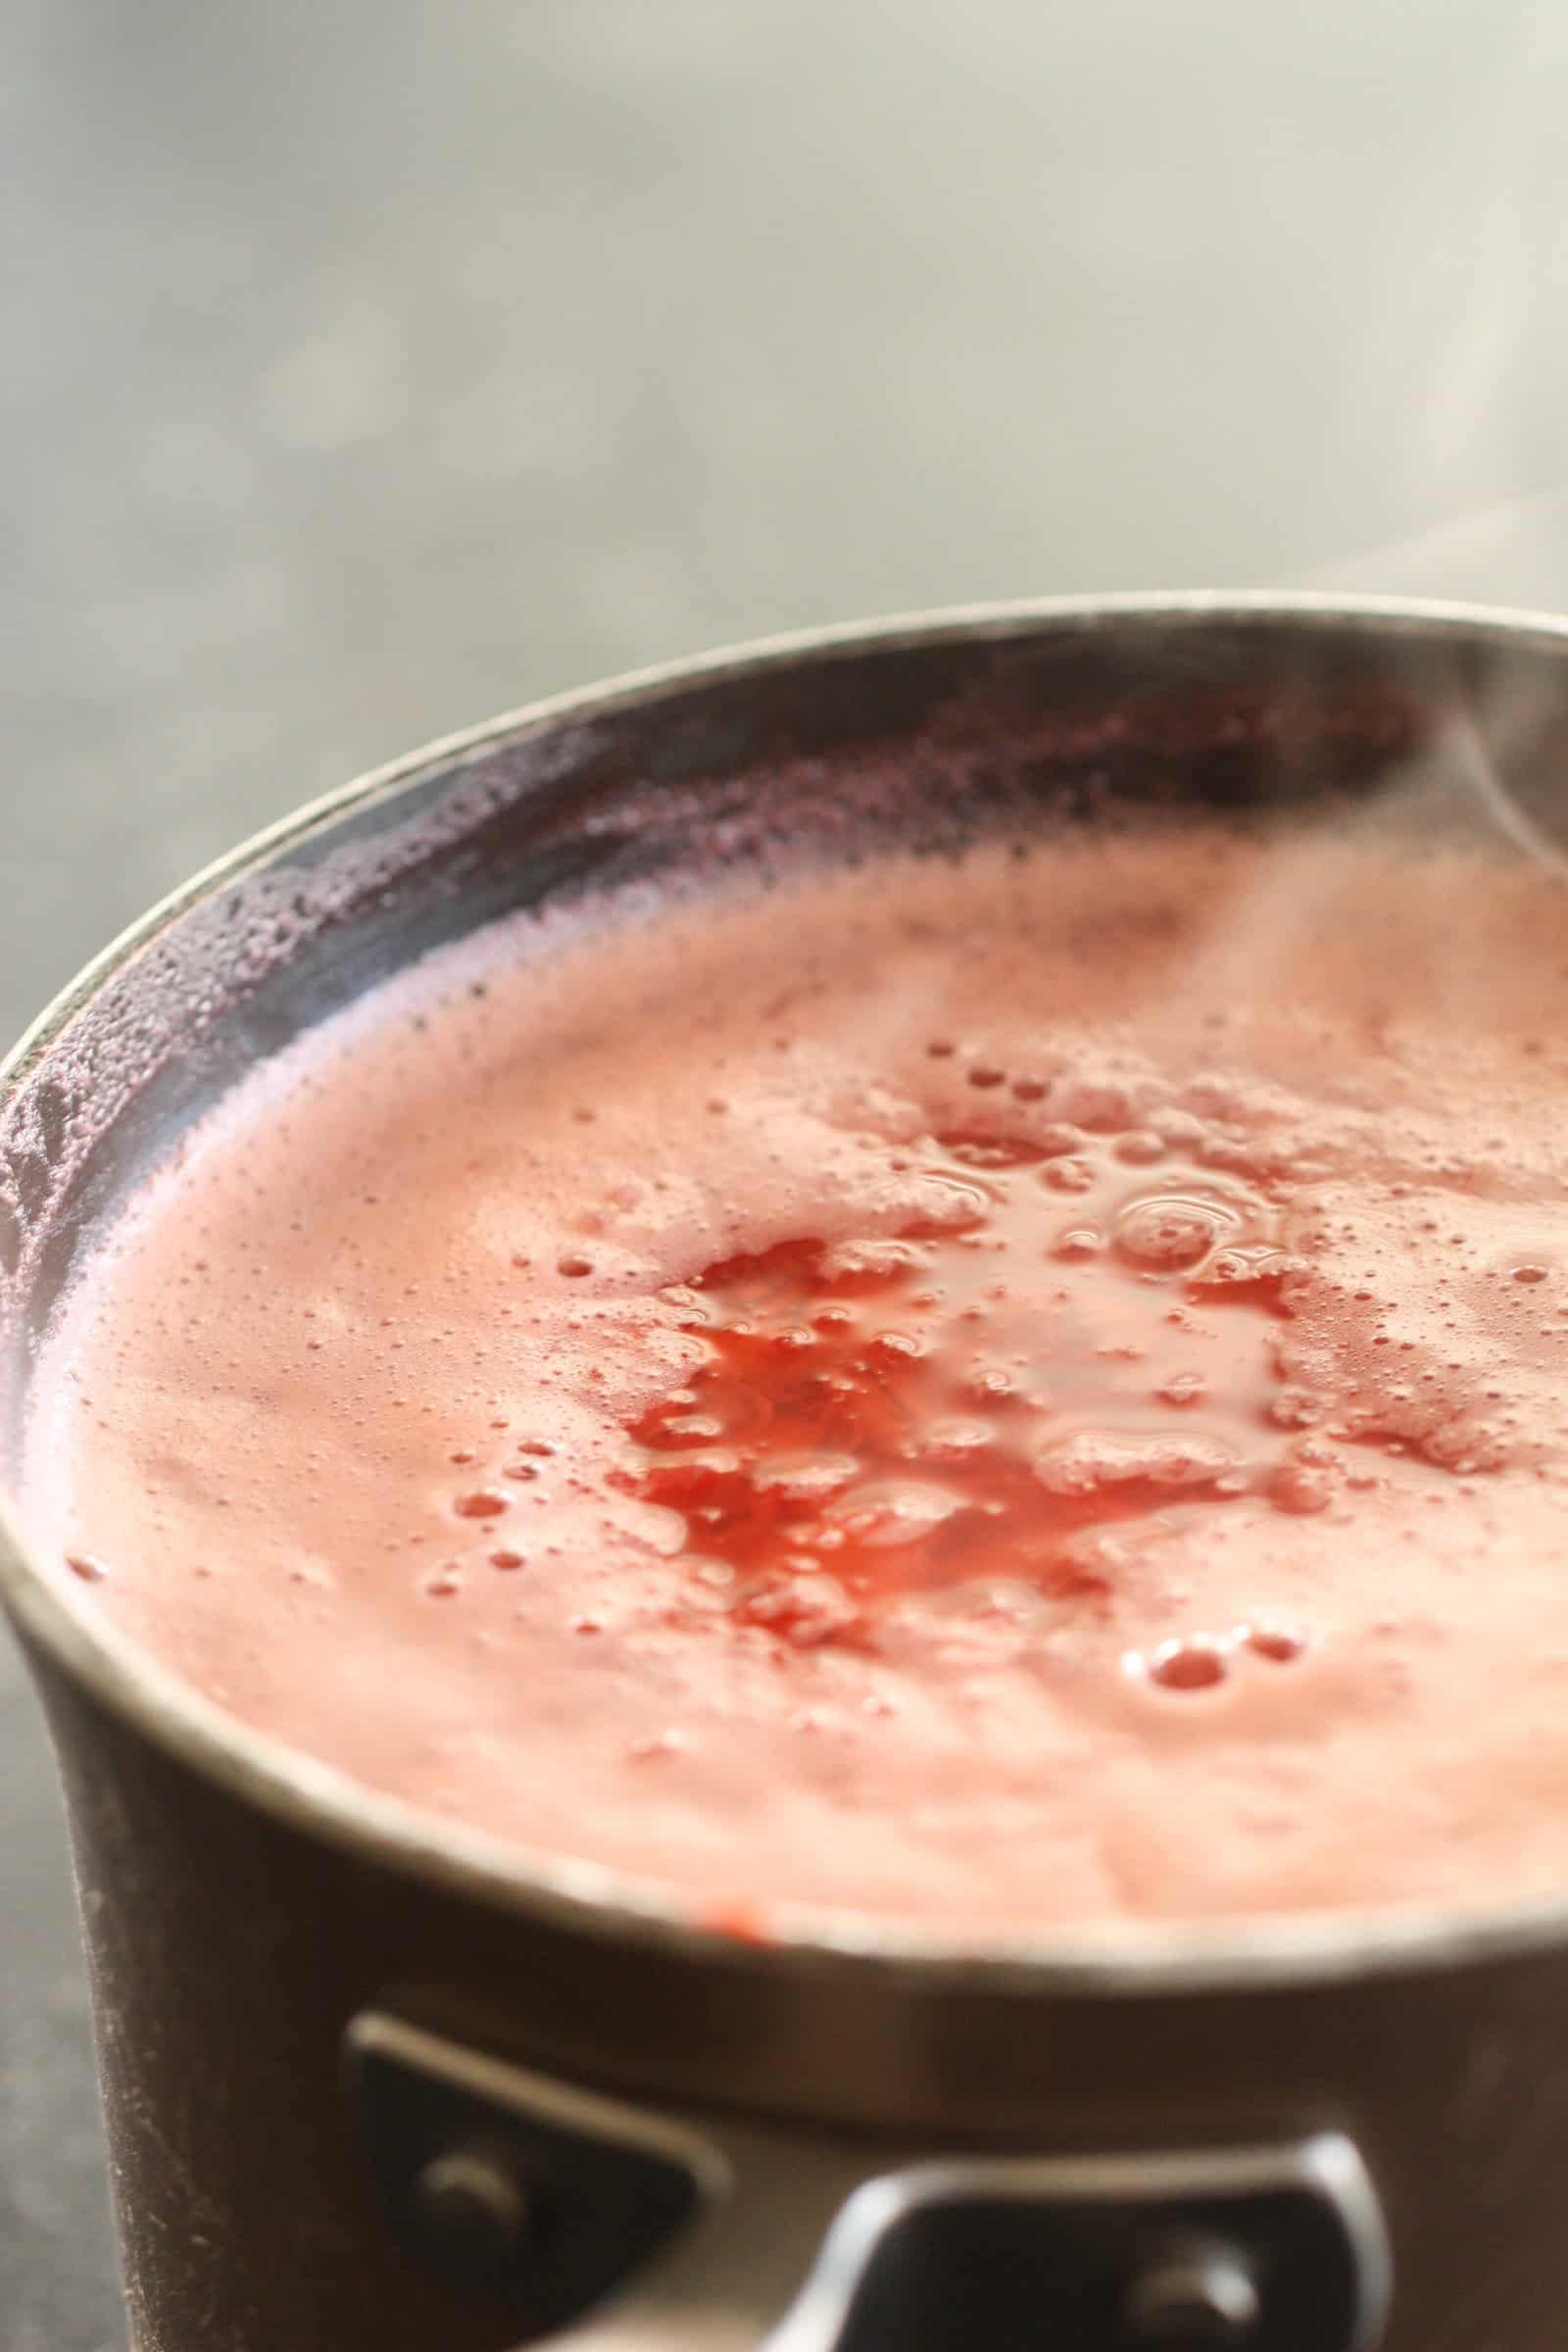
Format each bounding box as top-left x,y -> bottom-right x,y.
626,1129 -> 1313,1649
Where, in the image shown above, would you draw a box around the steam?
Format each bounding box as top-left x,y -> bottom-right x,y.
1271,0 -> 1568,880
1305,481 -> 1568,617
1297,0 -> 1568,617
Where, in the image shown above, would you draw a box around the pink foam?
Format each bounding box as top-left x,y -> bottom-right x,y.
22,829 -> 1568,1927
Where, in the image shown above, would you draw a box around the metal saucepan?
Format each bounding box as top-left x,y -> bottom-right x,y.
5,596 -> 1568,2352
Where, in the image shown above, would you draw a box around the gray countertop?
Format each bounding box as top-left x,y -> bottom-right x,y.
6,4 -> 1568,2343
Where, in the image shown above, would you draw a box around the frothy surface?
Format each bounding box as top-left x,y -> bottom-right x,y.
24,830 -> 1568,1929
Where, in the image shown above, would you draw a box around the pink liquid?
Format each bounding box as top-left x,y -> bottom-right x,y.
24,829 -> 1568,1929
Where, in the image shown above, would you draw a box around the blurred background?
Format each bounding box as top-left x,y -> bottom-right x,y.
5,2 -> 1568,2340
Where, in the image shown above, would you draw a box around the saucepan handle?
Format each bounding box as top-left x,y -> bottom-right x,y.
347,2013 -> 1392,2352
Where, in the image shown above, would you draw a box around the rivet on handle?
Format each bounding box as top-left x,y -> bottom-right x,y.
1121,2236 -> 1262,2347
410,2142 -> 536,2282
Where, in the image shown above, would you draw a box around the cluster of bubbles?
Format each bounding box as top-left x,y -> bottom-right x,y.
401,1037 -> 1563,1700
1125,1623 -> 1305,1693
612,1044 -> 1347,1678
419,1436 -> 557,1595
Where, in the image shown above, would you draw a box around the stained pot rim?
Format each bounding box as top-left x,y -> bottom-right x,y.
7,587 -> 1568,1999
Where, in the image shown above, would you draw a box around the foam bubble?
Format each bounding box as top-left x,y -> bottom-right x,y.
1114,1194 -> 1237,1272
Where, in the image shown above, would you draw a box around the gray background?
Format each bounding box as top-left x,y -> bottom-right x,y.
6,3 -> 1568,2342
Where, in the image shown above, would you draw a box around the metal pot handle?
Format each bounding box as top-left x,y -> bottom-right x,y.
348,2013 -> 1392,2352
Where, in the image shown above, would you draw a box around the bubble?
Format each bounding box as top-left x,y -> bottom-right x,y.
1054,1081 -> 1132,1133
1155,1372 -> 1205,1407
454,1491 -> 510,1519
65,1552 -> 107,1583
827,1479 -> 964,1546
1010,1076 -> 1048,1102
908,1419 -> 996,1464
628,1731 -> 685,1763
1034,1428 -> 1237,1496
1114,1195 -> 1232,1272
1267,1389 -> 1320,1430
819,1239 -> 922,1287
813,1303 -> 857,1331
1152,1109 -> 1206,1149
925,1039 -> 956,1058
751,1452 -> 860,1500
688,1557 -> 737,1590
1247,1626 -> 1305,1663
903,1172 -> 993,1234
638,1447 -> 745,1503
938,1133 -> 1045,1170
558,1253 -> 594,1278
742,1572 -> 859,1647
1043,1156 -> 1097,1194
489,1548 -> 526,1570
424,1567 -> 463,1597
1054,1227 -> 1102,1261
645,1412 -> 726,1447
1114,1130 -> 1167,1165
1200,1246 -> 1290,1290
1268,1464 -> 1334,1515
1036,1123 -> 1085,1157
1512,1264 -> 1549,1285
1147,1639 -> 1228,1692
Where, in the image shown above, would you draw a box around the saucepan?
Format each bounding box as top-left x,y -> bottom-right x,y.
5,595 -> 1568,2352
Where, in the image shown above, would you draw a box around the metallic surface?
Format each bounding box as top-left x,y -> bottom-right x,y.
1120,2243 -> 1263,2344
756,2135 -> 1382,2352
6,600 -> 1568,2347
411,2150 -> 537,2283
351,2013 -> 1385,2349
